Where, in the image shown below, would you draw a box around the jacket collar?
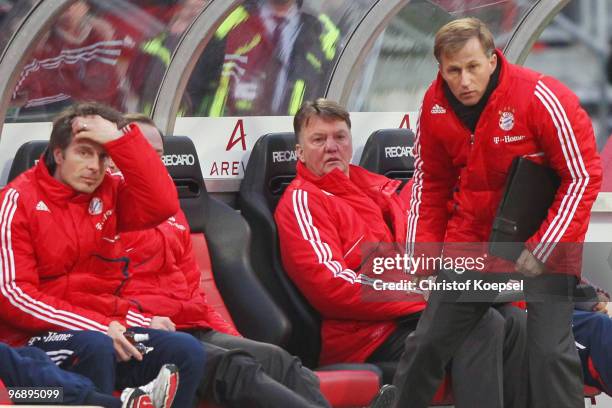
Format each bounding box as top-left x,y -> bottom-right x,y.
34,156 -> 97,204
295,161 -> 404,243
296,161 -> 400,200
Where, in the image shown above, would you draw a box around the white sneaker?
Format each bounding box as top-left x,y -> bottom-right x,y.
121,388 -> 153,408
121,364 -> 179,408
139,364 -> 179,408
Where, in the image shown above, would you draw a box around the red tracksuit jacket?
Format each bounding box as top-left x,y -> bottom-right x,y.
120,209 -> 239,336
0,125 -> 178,346
12,25 -> 126,110
275,162 -> 425,365
406,50 -> 602,268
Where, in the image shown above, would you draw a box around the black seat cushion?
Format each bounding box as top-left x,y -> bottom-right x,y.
240,132 -> 322,367
163,136 -> 290,345
162,136 -> 209,233
8,140 -> 49,183
243,132 -> 297,209
359,128 -> 416,188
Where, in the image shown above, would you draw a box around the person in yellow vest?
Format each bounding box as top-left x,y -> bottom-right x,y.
207,0 -> 339,117
132,0 -> 339,117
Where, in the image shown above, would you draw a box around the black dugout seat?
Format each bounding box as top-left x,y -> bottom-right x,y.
7,140 -> 48,183
239,133 -> 395,404
239,132 -> 459,405
162,136 -> 291,346
238,132 -> 322,367
359,128 -> 416,189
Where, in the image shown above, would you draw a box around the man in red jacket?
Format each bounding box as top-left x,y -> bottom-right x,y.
398,18 -> 602,408
119,114 -> 396,408
274,98 -> 527,408
10,1 -> 130,119
0,102 -> 204,407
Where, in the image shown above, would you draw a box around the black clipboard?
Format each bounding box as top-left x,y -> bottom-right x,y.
488,157 -> 561,262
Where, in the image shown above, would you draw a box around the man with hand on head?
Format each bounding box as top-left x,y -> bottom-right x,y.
0,102 -> 204,407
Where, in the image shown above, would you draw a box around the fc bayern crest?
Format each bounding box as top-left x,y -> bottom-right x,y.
499,111 -> 515,131
89,197 -> 103,215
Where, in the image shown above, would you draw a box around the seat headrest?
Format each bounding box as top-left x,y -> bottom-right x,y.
241,132 -> 297,210
359,128 -> 416,186
8,140 -> 49,183
162,136 -> 208,233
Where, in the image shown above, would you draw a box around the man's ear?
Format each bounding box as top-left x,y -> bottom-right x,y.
296,144 -> 305,163
489,52 -> 497,73
52,147 -> 64,165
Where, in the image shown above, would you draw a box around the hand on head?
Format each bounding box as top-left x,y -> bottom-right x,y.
72,114 -> 123,145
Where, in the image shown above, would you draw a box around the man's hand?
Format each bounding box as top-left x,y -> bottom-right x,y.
593,302 -> 609,314
72,114 -> 123,144
406,274 -> 433,301
515,249 -> 546,277
150,316 -> 176,331
106,321 -> 143,362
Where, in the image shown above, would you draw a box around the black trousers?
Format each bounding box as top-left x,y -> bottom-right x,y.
369,304 -> 526,408
191,329 -> 330,408
392,272 -> 583,408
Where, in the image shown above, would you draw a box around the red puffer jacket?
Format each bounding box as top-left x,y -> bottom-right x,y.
13,24 -> 126,110
275,162 -> 425,365
0,125 -> 178,346
120,209 -> 239,336
407,50 -> 601,268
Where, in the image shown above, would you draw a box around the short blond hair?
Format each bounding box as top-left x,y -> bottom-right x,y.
434,17 -> 495,62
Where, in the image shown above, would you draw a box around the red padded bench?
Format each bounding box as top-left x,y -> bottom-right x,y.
0,379 -> 11,405
193,233 -> 381,407
195,229 -> 452,407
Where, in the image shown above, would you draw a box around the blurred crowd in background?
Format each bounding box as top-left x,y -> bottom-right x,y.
0,0 -> 610,151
